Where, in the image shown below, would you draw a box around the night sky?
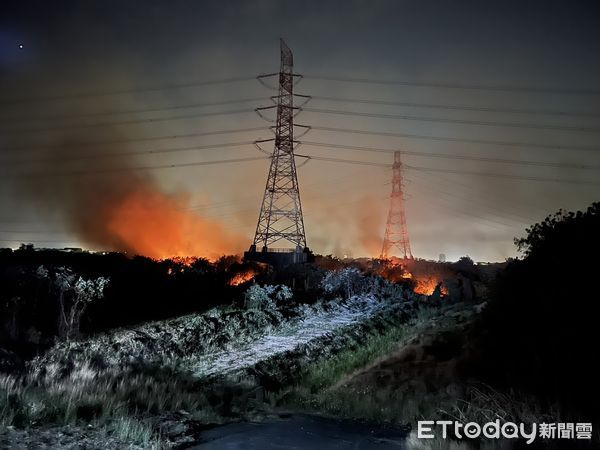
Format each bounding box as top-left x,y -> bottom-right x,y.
1,0 -> 599,261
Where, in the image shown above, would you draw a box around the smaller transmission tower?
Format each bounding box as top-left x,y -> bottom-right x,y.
381,151 -> 413,259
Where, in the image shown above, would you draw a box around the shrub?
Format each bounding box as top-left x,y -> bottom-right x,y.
244,284 -> 292,312
44,267 -> 110,339
320,267 -> 376,298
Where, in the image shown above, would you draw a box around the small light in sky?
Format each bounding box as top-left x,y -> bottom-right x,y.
18,44 -> 24,49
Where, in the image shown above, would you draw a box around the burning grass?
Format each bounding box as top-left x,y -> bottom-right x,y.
377,258 -> 452,297
228,268 -> 257,286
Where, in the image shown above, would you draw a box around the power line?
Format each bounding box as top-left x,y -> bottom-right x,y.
295,153 -> 389,168
311,95 -> 600,119
306,125 -> 600,152
407,189 -> 520,231
3,91 -> 595,129
0,126 -> 267,154
0,141 -> 255,166
299,141 -> 600,171
405,164 -> 600,187
409,169 -> 552,220
0,156 -> 269,179
302,107 -> 600,133
0,108 -> 256,135
406,174 -> 541,229
294,153 -> 600,186
0,167 -> 374,227
0,97 -> 267,124
407,171 -> 538,224
4,70 -> 597,107
304,74 -> 600,96
0,76 -> 258,105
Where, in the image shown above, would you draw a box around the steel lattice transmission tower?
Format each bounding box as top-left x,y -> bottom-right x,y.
247,40 -> 309,265
381,151 -> 413,259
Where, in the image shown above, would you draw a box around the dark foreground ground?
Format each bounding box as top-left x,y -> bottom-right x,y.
195,414 -> 407,450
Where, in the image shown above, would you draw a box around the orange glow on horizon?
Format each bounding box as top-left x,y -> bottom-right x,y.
104,186 -> 244,260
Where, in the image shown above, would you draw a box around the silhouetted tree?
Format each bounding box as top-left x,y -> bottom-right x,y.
479,202 -> 600,419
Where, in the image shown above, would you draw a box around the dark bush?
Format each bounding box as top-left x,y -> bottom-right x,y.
478,202 -> 600,420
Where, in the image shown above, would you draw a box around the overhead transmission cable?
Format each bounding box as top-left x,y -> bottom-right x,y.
0,156 -> 269,180
302,74 -> 600,96
0,108 -> 257,135
301,107 -> 600,133
0,126 -> 268,154
408,168 -> 553,219
303,125 -> 599,152
293,153 -> 600,186
4,71 -> 598,107
310,95 -> 600,119
298,141 -> 600,171
0,76 -> 258,105
406,171 -> 538,224
0,97 -> 268,124
404,164 -> 600,186
0,141 -> 256,166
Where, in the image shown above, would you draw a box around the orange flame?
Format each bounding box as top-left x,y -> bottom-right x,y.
377,261 -> 448,297
169,256 -> 199,267
102,185 -> 244,260
412,274 -> 448,296
228,269 -> 257,286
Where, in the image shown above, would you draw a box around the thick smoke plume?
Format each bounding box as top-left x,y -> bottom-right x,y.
10,126 -> 245,260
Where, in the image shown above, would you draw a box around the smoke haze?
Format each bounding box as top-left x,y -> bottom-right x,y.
1,0 -> 599,261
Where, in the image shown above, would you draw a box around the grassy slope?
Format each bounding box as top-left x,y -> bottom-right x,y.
272,305 -> 462,422
0,283 -> 419,448
273,301 -> 557,450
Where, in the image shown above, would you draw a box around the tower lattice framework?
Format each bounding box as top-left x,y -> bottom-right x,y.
381,151 -> 413,259
252,39 -> 307,251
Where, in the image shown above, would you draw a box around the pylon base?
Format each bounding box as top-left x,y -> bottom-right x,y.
244,245 -> 312,269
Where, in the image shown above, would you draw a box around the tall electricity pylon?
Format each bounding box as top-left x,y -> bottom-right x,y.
381,151 -> 413,259
251,39 -> 307,251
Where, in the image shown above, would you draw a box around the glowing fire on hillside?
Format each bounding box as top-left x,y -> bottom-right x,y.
169,256 -> 199,267
413,274 -> 448,296
228,269 -> 257,286
377,260 -> 449,297
398,271 -> 448,296
165,257 -> 199,275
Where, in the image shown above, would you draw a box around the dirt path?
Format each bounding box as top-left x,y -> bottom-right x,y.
192,414 -> 407,449
193,295 -> 387,378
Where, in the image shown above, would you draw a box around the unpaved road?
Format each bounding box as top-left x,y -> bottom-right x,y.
193,414 -> 407,449
193,295 -> 386,378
